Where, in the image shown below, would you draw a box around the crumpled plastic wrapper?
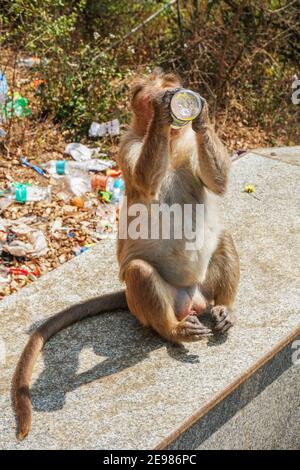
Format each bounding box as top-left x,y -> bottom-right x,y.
0,266 -> 10,284
65,143 -> 101,161
0,216 -> 48,258
89,119 -> 120,138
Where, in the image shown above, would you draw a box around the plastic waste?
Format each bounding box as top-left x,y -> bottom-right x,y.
0,217 -> 48,258
44,159 -> 114,176
0,266 -> 10,284
52,173 -> 102,198
3,230 -> 48,258
0,128 -> 6,138
0,72 -> 8,105
89,119 -> 120,138
20,157 -> 47,177
65,143 -> 102,161
0,183 -> 51,209
0,92 -> 31,120
17,57 -> 41,68
73,243 -> 95,256
99,175 -> 125,204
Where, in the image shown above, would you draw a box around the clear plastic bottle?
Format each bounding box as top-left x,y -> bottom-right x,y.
43,159 -> 113,176
0,72 -> 8,110
170,89 -> 202,129
98,175 -> 125,204
0,183 -> 51,203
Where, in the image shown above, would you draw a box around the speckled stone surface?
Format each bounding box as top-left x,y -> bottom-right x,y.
252,145 -> 300,166
0,150 -> 299,449
167,341 -> 300,449
199,362 -> 300,450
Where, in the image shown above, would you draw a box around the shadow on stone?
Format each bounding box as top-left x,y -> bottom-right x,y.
30,310 -> 205,413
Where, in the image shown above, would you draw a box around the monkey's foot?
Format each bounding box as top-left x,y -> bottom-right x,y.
210,305 -> 233,334
174,315 -> 213,342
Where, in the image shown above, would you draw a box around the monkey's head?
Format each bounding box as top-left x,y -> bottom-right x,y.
130,67 -> 182,135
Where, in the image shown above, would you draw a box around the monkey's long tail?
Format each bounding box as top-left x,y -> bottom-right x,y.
12,290 -> 127,440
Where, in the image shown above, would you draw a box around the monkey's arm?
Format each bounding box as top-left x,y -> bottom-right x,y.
119,91 -> 174,200
133,116 -> 170,199
192,102 -> 230,195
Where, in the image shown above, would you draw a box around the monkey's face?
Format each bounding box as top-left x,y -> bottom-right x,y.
131,70 -> 181,135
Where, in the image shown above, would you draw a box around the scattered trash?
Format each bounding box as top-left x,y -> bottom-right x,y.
20,157 -> 47,178
243,184 -> 256,193
0,266 -> 10,284
53,173 -> 124,202
70,196 -> 85,208
8,267 -> 39,280
0,183 -> 51,210
32,78 -> 46,91
73,243 -> 95,256
65,143 -> 102,161
0,72 -> 8,105
53,174 -> 97,198
89,119 -> 120,138
17,57 -> 41,68
0,218 -> 48,259
0,84 -> 122,296
106,169 -> 122,177
99,175 -> 125,204
0,92 -> 32,120
3,229 -> 48,258
43,158 -> 115,176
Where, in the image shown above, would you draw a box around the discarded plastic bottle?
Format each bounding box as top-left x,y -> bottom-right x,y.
0,72 -> 8,105
43,159 -> 113,176
99,176 -> 125,204
170,89 -> 203,129
0,183 -> 51,203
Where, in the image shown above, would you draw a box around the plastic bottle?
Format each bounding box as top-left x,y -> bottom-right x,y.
43,159 -> 113,176
0,183 -> 51,203
170,89 -> 203,129
0,72 -> 8,105
98,175 -> 125,204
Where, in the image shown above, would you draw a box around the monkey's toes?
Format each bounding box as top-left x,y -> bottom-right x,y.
211,306 -> 233,334
176,315 -> 213,342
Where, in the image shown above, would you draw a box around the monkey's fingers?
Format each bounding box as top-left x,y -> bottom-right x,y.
176,315 -> 213,342
210,306 -> 233,335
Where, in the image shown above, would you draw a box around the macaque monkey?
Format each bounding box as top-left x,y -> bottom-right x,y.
12,68 -> 239,440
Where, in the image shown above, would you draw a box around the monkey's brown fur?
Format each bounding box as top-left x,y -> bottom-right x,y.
12,68 -> 239,439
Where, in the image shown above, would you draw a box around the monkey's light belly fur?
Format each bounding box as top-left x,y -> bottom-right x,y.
1,149 -> 299,449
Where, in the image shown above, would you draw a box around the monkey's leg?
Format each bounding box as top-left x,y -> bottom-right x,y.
124,259 -> 212,343
202,231 -> 240,334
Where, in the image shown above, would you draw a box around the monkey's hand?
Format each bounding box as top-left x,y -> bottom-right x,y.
192,97 -> 211,133
152,88 -> 181,126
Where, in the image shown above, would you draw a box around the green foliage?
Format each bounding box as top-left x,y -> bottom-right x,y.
0,0 -> 298,141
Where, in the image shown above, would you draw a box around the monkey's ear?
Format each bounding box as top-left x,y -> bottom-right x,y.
130,78 -> 146,102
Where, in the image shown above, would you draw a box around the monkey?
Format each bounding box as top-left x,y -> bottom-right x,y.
12,68 -> 240,440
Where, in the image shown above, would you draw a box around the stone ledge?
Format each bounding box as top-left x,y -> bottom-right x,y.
0,148 -> 299,449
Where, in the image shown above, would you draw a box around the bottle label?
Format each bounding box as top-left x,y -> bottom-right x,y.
56,161 -> 66,175
15,184 -> 27,203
